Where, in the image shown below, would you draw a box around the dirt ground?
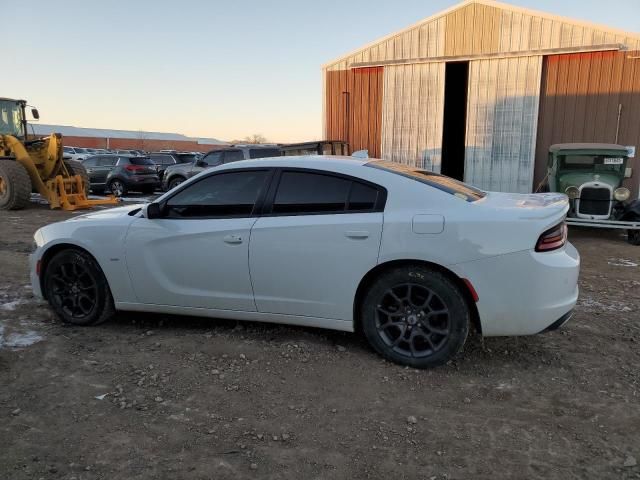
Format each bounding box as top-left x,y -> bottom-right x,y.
1,200 -> 639,480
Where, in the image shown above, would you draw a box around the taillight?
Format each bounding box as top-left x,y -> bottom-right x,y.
535,222 -> 567,252
125,164 -> 145,172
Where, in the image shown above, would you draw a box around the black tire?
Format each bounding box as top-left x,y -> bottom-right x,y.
0,160 -> 32,210
43,249 -> 115,326
168,176 -> 186,190
361,266 -> 470,368
627,226 -> 640,246
108,179 -> 127,197
63,159 -> 90,196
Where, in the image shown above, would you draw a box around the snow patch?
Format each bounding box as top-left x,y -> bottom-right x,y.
607,258 -> 638,267
0,299 -> 25,311
577,296 -> 633,313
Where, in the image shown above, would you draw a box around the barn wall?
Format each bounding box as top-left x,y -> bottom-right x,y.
381,63 -> 446,170
465,56 -> 543,193
325,67 -> 384,158
535,50 -> 640,196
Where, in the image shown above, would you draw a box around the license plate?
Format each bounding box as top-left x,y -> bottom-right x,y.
604,158 -> 624,165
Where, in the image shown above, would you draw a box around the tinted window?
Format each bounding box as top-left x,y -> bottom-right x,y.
83,158 -> 97,167
367,160 -> 485,202
202,152 -> 222,166
348,182 -> 378,211
176,154 -> 196,164
272,172 -> 350,214
130,157 -> 154,166
64,147 -> 74,153
223,150 -> 245,163
97,157 -> 116,167
166,171 -> 269,218
249,148 -> 282,159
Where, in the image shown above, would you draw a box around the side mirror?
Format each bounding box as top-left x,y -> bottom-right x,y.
146,202 -> 163,219
625,167 -> 633,179
31,108 -> 40,120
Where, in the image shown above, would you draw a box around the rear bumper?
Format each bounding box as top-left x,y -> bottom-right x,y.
449,242 -> 580,336
541,310 -> 573,333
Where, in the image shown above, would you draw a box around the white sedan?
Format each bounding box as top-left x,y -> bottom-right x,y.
30,156 -> 580,368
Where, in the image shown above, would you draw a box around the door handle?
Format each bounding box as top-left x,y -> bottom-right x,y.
223,234 -> 243,244
345,230 -> 369,239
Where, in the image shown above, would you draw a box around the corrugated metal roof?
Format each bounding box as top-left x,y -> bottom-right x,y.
31,123 -> 227,145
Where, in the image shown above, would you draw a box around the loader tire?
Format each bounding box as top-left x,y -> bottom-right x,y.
64,160 -> 90,196
0,160 -> 32,210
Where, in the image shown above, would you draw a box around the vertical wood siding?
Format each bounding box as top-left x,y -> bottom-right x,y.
325,67 -> 384,158
465,56 -> 543,193
381,63 -> 446,170
535,50 -> 640,195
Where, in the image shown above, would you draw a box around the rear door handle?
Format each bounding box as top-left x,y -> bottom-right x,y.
345,230 -> 369,239
223,234 -> 243,245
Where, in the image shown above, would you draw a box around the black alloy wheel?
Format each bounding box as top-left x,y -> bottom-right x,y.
43,249 -> 115,326
361,267 -> 470,368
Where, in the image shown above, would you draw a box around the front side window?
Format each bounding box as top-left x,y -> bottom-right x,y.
202,152 -> 222,167
166,170 -> 269,218
83,158 -> 97,167
223,150 -> 245,164
271,171 -> 381,215
98,157 -> 116,167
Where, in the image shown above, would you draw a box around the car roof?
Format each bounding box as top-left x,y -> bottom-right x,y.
218,155 -> 370,171
550,143 -> 629,153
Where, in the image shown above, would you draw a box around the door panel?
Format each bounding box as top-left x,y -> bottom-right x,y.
125,217 -> 257,311
249,213 -> 383,320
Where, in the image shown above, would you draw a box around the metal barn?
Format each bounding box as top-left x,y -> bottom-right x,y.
322,0 -> 640,194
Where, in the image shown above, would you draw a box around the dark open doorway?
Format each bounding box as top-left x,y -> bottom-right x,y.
441,62 -> 469,181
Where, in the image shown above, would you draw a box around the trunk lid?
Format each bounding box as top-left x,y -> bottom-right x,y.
477,192 -> 569,220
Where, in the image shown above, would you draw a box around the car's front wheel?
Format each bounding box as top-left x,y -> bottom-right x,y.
361,266 -> 470,368
43,249 -> 115,326
168,176 -> 185,190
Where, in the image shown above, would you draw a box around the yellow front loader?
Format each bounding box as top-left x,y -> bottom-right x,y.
0,98 -> 119,211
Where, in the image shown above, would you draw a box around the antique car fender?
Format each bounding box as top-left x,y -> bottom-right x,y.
621,199 -> 640,219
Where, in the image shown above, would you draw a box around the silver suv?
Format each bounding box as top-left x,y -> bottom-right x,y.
162,145 -> 282,190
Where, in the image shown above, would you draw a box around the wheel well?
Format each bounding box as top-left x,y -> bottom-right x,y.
39,243 -> 95,300
353,259 -> 482,335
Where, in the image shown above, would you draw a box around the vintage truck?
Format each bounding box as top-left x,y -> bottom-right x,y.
545,143 -> 640,245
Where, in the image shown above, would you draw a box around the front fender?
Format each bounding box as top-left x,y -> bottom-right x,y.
622,199 -> 640,219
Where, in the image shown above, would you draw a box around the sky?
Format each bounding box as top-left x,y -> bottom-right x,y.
5,0 -> 639,143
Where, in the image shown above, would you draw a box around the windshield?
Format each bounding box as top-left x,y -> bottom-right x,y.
559,154 -> 626,174
0,100 -> 24,137
367,160 -> 486,202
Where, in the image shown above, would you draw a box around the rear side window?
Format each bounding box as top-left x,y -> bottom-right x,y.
130,157 -> 154,166
271,171 -> 382,215
367,160 -> 485,202
249,148 -> 282,159
166,170 -> 269,218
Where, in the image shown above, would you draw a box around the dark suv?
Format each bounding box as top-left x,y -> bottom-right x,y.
147,152 -> 200,181
162,145 -> 281,191
81,155 -> 160,196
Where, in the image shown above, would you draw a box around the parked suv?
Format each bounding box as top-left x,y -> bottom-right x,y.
162,145 -> 282,190
81,155 -> 160,196
63,146 -> 92,162
148,152 -> 200,181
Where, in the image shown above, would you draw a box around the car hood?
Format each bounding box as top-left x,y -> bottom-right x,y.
66,204 -> 145,222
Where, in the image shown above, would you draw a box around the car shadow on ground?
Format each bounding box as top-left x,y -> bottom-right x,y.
99,310 -> 561,372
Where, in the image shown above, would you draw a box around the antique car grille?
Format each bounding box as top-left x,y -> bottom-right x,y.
578,187 -> 611,216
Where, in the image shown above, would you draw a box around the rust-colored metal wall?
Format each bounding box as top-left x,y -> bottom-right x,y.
325,67 -> 383,158
535,51 -> 640,194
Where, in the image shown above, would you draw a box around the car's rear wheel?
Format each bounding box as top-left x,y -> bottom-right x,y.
108,179 -> 127,197
168,176 -> 185,190
43,249 -> 115,326
361,266 -> 469,368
